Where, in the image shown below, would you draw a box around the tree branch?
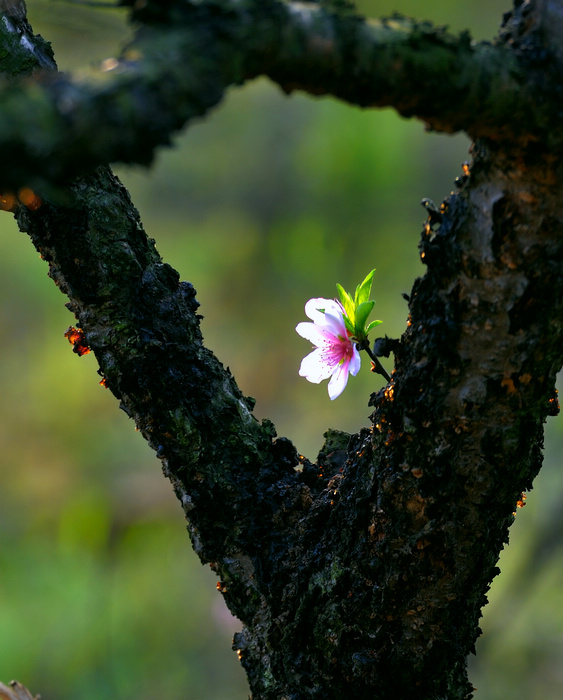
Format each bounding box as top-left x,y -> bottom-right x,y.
0,0 -> 560,189
1,3 -> 307,689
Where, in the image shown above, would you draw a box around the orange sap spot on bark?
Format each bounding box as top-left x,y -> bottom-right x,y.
0,191 -> 18,212
17,187 -> 42,211
501,376 -> 517,394
64,326 -> 91,356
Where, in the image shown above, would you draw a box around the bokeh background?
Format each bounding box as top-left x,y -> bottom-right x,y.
0,0 -> 561,698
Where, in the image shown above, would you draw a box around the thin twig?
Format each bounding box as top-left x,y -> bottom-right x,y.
357,340 -> 391,382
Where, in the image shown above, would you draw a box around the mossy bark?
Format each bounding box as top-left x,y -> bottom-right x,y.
2,1 -> 563,698
0,1 -> 561,188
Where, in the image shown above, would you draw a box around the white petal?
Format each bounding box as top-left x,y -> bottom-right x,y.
304,298 -> 345,326
299,349 -> 336,383
321,310 -> 348,338
296,321 -> 334,347
348,345 -> 362,376
327,362 -> 349,400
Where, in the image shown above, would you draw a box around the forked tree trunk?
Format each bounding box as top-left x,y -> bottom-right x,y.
1,0 -> 563,698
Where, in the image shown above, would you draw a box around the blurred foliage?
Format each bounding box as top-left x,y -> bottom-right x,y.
0,0 -> 561,698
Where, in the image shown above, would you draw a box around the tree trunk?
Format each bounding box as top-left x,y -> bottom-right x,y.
1,0 -> 563,698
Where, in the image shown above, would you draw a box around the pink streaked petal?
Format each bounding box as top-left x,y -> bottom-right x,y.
348,345 -> 362,376
327,361 -> 350,400
299,349 -> 336,383
321,310 -> 348,338
295,321 -> 336,347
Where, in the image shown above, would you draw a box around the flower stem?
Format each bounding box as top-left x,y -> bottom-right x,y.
357,340 -> 391,382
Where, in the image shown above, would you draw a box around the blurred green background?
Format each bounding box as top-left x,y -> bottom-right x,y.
0,1 -> 561,698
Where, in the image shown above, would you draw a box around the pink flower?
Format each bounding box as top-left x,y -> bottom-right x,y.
296,298 -> 361,400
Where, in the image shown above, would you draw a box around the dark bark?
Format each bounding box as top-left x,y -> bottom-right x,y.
0,0 -> 561,188
2,0 -> 563,699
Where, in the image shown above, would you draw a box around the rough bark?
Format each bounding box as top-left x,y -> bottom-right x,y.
0,0 -> 561,188
1,1 -> 563,699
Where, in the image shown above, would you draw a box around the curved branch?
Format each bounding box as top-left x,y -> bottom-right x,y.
0,0 -> 559,189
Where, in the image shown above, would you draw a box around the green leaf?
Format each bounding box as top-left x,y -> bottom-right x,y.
354,300 -> 375,337
336,283 -> 355,324
343,315 -> 354,334
354,269 -> 376,307
366,319 -> 383,333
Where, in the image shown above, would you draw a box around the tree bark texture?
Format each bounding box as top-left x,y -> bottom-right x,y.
0,0 -> 560,188
2,1 -> 563,698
